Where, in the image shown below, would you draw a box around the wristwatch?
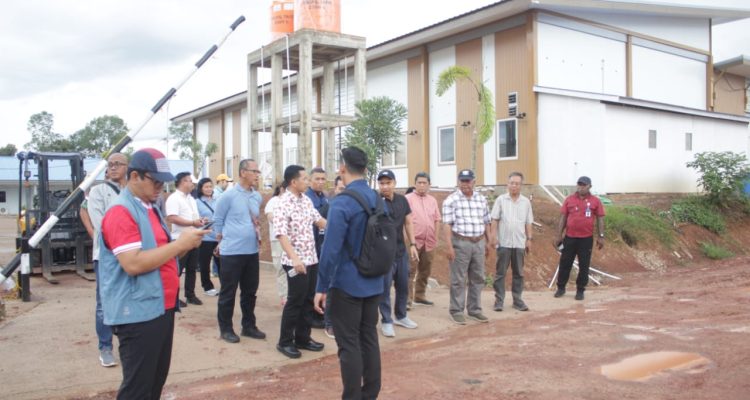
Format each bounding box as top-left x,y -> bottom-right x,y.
410,243 -> 417,247
598,233 -> 605,238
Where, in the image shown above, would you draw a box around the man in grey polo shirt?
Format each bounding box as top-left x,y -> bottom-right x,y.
490,171 -> 534,312
84,152 -> 128,367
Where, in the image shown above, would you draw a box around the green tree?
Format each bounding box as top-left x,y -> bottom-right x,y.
0,143 -> 17,156
25,111 -> 73,152
686,151 -> 750,206
169,122 -> 217,176
70,115 -> 129,157
343,96 -> 408,182
436,66 -> 495,172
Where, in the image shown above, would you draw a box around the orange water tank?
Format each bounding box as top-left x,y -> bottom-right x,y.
270,0 -> 294,41
294,0 -> 340,33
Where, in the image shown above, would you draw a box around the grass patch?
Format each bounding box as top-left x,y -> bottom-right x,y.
668,196 -> 726,234
700,242 -> 734,260
604,205 -> 674,248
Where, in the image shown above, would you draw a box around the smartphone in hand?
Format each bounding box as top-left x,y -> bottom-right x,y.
201,221 -> 215,230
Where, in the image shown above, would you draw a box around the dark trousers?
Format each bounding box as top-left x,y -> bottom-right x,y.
198,241 -> 220,291
218,253 -> 259,333
279,264 -> 318,346
178,248 -> 199,299
113,309 -> 175,400
379,253 -> 409,323
557,236 -> 594,291
329,288 -> 381,400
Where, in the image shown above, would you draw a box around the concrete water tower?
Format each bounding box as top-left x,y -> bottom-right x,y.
247,0 -> 366,184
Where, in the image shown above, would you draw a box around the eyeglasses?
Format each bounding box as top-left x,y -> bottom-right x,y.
143,174 -> 164,187
108,161 -> 127,169
242,168 -> 261,174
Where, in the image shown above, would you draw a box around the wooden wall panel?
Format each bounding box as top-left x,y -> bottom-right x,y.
407,51 -> 430,181
713,72 -> 747,116
455,38 -> 484,184
494,18 -> 539,184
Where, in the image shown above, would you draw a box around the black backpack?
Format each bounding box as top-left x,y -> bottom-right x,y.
340,189 -> 397,277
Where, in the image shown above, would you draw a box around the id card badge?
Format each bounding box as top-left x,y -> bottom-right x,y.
585,210 -> 591,218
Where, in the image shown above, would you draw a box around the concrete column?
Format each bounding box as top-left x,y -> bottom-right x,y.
298,38 -> 313,169
322,62 -> 336,178
271,53 -> 284,186
247,62 -> 259,161
354,47 -> 367,103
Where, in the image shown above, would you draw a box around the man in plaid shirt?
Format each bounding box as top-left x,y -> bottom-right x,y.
442,169 -> 491,325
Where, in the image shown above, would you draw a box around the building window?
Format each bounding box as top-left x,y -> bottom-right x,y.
225,158 -> 233,177
438,126 -> 455,164
382,132 -> 407,167
497,118 -> 518,159
0,191 -> 5,203
648,130 -> 657,149
685,132 -> 693,151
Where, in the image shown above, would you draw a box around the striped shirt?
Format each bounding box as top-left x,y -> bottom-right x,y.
442,190 -> 490,237
491,193 -> 534,248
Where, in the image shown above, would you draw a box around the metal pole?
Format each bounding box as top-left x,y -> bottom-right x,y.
0,15 -> 246,286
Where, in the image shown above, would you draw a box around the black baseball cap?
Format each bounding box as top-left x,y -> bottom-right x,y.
129,148 -> 174,182
377,169 -> 396,181
458,169 -> 475,181
577,176 -> 592,186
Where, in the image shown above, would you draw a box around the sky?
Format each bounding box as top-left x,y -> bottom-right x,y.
1,0 -> 748,157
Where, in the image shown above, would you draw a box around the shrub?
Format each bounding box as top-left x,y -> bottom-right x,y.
605,205 -> 674,247
669,196 -> 726,234
700,242 -> 733,260
686,151 -> 750,206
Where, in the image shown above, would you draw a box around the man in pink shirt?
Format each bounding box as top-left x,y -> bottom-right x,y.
405,172 -> 441,307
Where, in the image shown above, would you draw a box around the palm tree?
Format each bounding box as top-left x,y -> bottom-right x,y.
436,66 -> 495,173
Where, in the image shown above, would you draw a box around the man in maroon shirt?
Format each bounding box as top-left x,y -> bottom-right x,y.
553,176 -> 605,300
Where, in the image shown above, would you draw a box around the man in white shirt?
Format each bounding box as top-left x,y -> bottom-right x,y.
490,172 -> 534,312
166,172 -> 207,306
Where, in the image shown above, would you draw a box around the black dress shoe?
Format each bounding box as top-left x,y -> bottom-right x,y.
277,344 -> 302,359
179,299 -> 188,307
554,288 -> 565,298
221,331 -> 240,343
186,296 -> 203,306
295,339 -> 324,352
575,290 -> 584,301
241,327 -> 266,340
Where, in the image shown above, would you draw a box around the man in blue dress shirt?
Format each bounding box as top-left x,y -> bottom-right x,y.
314,147 -> 385,400
213,159 -> 267,344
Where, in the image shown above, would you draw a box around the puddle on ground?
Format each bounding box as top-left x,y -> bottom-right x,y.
600,351 -> 710,382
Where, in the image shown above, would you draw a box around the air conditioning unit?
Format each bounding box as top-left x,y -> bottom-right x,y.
0,207 -> 7,215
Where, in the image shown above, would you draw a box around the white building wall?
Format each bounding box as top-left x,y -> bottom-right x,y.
482,33 -> 497,186
538,93 -> 749,193
537,22 -> 627,96
537,94 -> 607,190
429,46 -> 458,188
367,60 -> 409,185
631,45 -> 706,110
570,11 -> 709,51
240,108 -> 249,159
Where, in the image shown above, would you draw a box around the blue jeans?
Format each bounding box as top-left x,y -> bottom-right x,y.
379,253 -> 409,323
94,261 -> 113,351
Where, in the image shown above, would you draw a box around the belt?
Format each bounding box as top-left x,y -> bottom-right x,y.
454,233 -> 484,243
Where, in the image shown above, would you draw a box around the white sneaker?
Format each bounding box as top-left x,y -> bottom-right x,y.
381,323 -> 396,337
99,349 -> 117,367
204,289 -> 218,296
394,316 -> 418,329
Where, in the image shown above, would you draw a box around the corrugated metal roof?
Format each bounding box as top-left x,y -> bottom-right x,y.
0,156 -> 193,183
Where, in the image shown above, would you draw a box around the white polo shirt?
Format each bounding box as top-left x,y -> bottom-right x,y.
165,190 -> 199,239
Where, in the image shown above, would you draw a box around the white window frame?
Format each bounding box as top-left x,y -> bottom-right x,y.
497,118 -> 519,160
382,131 -> 407,168
225,158 -> 233,178
437,125 -> 456,165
